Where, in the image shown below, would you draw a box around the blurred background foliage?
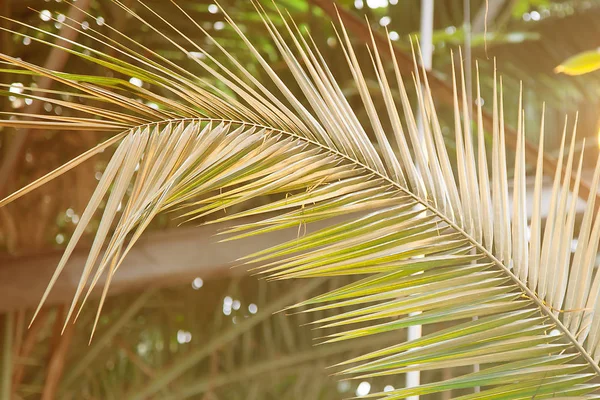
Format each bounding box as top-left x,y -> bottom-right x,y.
1,0 -> 600,398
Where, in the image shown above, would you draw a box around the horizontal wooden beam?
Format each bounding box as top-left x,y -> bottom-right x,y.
0,215 -> 344,313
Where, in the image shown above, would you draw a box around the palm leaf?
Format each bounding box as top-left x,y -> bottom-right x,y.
2,1 -> 600,398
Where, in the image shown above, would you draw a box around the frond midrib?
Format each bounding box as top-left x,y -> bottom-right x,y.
66,115 -> 597,380
147,116 -> 600,378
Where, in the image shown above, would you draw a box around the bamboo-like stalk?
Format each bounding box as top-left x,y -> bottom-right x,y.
164,326 -> 398,399
41,308 -> 75,400
1,312 -> 14,400
11,310 -> 49,395
59,289 -> 155,392
125,281 -> 323,400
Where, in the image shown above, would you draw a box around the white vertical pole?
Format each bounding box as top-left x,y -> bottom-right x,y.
406,1 -> 433,399
420,0 -> 434,71
463,0 -> 473,109
463,0 -> 480,394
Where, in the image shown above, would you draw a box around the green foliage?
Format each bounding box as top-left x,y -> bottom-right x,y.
511,0 -> 550,18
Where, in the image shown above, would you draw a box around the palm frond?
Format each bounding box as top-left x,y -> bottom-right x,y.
2,1 -> 600,398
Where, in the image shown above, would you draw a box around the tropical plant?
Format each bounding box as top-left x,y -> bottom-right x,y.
1,1 -> 600,398
556,49 -> 600,76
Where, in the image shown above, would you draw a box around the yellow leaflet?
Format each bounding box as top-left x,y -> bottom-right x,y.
555,49 -> 600,76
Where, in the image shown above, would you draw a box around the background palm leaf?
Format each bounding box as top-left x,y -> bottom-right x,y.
1,1 -> 600,398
